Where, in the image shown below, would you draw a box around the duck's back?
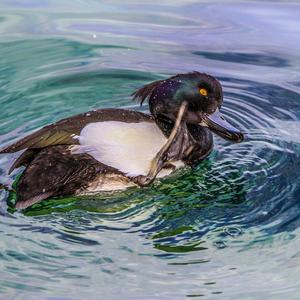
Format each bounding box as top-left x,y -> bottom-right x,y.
0,108 -> 154,156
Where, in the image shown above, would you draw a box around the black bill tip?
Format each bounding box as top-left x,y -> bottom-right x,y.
203,109 -> 244,142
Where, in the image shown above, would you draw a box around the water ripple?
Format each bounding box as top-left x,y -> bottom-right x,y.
0,1 -> 300,299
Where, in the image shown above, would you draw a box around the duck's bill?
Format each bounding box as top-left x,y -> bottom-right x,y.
202,109 -> 244,142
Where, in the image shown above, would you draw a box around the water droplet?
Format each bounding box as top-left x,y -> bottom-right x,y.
214,240 -> 227,249
224,226 -> 242,237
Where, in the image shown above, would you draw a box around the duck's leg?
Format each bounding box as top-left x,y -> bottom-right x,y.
134,101 -> 189,186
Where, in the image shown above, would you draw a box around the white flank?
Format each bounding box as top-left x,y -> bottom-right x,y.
77,174 -> 137,196
77,121 -> 168,176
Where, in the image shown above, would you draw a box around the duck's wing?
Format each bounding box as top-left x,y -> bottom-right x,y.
8,148 -> 41,175
1,108 -> 152,174
15,145 -> 123,210
0,108 -> 152,154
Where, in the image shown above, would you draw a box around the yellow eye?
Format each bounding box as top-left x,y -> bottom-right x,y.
199,88 -> 208,96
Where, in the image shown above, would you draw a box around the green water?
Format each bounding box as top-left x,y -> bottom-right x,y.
0,1 -> 300,299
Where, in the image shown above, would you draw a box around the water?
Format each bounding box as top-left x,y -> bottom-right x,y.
0,0 -> 300,299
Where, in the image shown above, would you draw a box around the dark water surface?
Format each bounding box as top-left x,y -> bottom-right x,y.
0,1 -> 300,299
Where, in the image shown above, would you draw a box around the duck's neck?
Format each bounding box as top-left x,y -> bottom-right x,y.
153,115 -> 175,138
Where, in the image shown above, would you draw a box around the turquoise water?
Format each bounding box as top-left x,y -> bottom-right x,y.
0,0 -> 300,299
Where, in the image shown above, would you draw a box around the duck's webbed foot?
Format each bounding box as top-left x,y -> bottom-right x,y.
133,101 -> 192,187
132,162 -> 176,187
162,162 -> 176,170
132,174 -> 155,187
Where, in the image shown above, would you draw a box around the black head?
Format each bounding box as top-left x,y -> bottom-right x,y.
133,71 -> 243,142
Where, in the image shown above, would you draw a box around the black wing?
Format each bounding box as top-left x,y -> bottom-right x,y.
15,145 -> 122,209
1,108 -> 152,173
0,108 -> 152,153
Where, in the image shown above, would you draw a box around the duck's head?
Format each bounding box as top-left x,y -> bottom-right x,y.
133,72 -> 243,142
